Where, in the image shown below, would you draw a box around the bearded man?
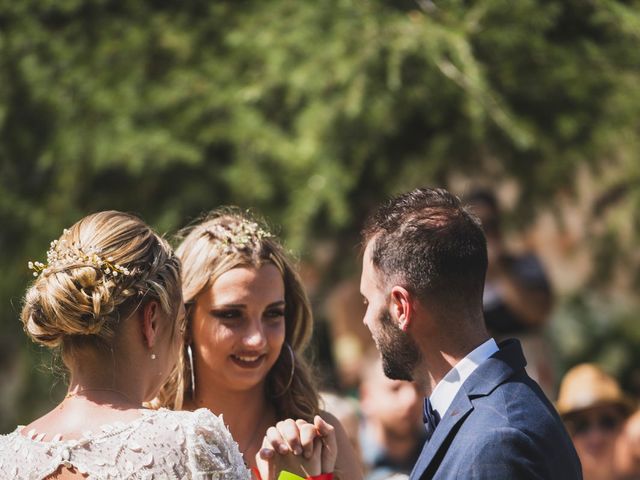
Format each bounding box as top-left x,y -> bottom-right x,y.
359,187 -> 581,480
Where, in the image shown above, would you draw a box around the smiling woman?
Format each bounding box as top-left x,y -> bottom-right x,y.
190,264 -> 287,397
155,208 -> 362,479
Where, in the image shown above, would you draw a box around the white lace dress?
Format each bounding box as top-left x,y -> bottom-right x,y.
0,408 -> 251,479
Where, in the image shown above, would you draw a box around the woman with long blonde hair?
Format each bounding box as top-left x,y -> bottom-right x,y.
157,208 -> 361,479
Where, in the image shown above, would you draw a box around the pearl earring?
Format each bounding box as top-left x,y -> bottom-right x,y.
151,353 -> 157,360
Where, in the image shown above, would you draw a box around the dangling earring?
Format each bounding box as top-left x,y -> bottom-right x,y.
273,342 -> 295,398
187,344 -> 196,400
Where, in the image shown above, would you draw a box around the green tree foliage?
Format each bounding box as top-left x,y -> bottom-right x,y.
1,0 -> 640,428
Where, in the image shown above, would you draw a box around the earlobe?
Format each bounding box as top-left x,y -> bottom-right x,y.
391,286 -> 412,332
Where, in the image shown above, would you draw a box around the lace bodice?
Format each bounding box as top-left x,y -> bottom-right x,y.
0,408 -> 251,479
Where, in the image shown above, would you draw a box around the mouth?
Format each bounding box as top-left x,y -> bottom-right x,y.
230,353 -> 266,369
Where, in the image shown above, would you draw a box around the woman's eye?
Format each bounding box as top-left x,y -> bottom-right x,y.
265,309 -> 285,319
211,309 -> 242,320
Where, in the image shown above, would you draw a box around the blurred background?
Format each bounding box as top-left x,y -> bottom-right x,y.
1,0 -> 640,454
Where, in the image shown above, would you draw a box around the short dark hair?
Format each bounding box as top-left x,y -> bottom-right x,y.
362,188 -> 488,308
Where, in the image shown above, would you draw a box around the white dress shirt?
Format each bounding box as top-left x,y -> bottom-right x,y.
429,338 -> 499,420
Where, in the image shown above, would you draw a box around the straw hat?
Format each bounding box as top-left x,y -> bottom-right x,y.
556,363 -> 636,418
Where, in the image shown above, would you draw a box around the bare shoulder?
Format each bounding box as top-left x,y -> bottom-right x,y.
318,410 -> 363,480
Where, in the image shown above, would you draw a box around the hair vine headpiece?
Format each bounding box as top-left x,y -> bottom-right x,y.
28,228 -> 132,279
204,220 -> 273,255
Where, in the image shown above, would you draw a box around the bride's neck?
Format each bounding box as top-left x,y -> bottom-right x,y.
66,354 -> 146,406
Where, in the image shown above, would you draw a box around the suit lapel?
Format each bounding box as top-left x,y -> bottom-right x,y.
409,339 -> 527,479
410,392 -> 473,479
463,339 -> 526,398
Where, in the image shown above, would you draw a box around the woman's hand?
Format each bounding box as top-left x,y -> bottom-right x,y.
255,416 -> 337,479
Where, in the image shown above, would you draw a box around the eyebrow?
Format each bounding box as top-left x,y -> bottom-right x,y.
211,300 -> 286,309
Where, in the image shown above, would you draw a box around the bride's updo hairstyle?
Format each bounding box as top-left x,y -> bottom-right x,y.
157,208 -> 319,421
21,211 -> 181,367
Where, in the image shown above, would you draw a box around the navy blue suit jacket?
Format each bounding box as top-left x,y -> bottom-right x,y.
410,340 -> 582,479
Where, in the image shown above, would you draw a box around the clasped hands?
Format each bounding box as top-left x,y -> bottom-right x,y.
255,415 -> 337,480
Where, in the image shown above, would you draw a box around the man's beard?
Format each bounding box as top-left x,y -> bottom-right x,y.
376,309 -> 422,381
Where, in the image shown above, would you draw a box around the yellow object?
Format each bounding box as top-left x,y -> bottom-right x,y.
278,472 -> 306,480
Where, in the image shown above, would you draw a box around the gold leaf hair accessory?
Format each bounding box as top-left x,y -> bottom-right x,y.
205,220 -> 273,255
28,229 -> 132,279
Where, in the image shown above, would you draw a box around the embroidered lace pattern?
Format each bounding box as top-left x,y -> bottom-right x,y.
0,408 -> 250,479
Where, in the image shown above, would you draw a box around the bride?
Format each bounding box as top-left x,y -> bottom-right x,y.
0,211 -> 249,479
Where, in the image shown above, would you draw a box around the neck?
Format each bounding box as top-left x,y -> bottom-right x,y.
66,386 -> 140,406
416,319 -> 490,397
66,351 -> 148,407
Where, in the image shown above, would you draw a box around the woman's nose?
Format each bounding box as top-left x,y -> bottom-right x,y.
243,320 -> 267,349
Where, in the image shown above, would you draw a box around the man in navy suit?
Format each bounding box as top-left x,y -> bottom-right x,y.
359,188 -> 582,479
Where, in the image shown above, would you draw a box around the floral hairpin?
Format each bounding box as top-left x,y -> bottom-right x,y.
28,229 -> 131,279
206,221 -> 273,255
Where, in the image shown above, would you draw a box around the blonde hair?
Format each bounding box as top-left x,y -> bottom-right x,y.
21,211 -> 182,368
157,208 -> 319,421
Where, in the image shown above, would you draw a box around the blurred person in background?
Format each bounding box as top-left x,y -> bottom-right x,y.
359,352 -> 425,480
616,409 -> 640,480
156,208 -> 361,479
320,390 -> 362,457
557,363 -> 636,480
324,280 -> 372,393
466,188 -> 556,397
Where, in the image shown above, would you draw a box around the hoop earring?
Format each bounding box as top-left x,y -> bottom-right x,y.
187,344 -> 196,400
273,342 -> 295,398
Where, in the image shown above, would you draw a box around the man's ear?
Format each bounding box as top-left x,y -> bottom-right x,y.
390,286 -> 413,332
141,300 -> 161,349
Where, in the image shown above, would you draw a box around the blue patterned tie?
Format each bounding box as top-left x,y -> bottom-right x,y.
423,398 -> 441,441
